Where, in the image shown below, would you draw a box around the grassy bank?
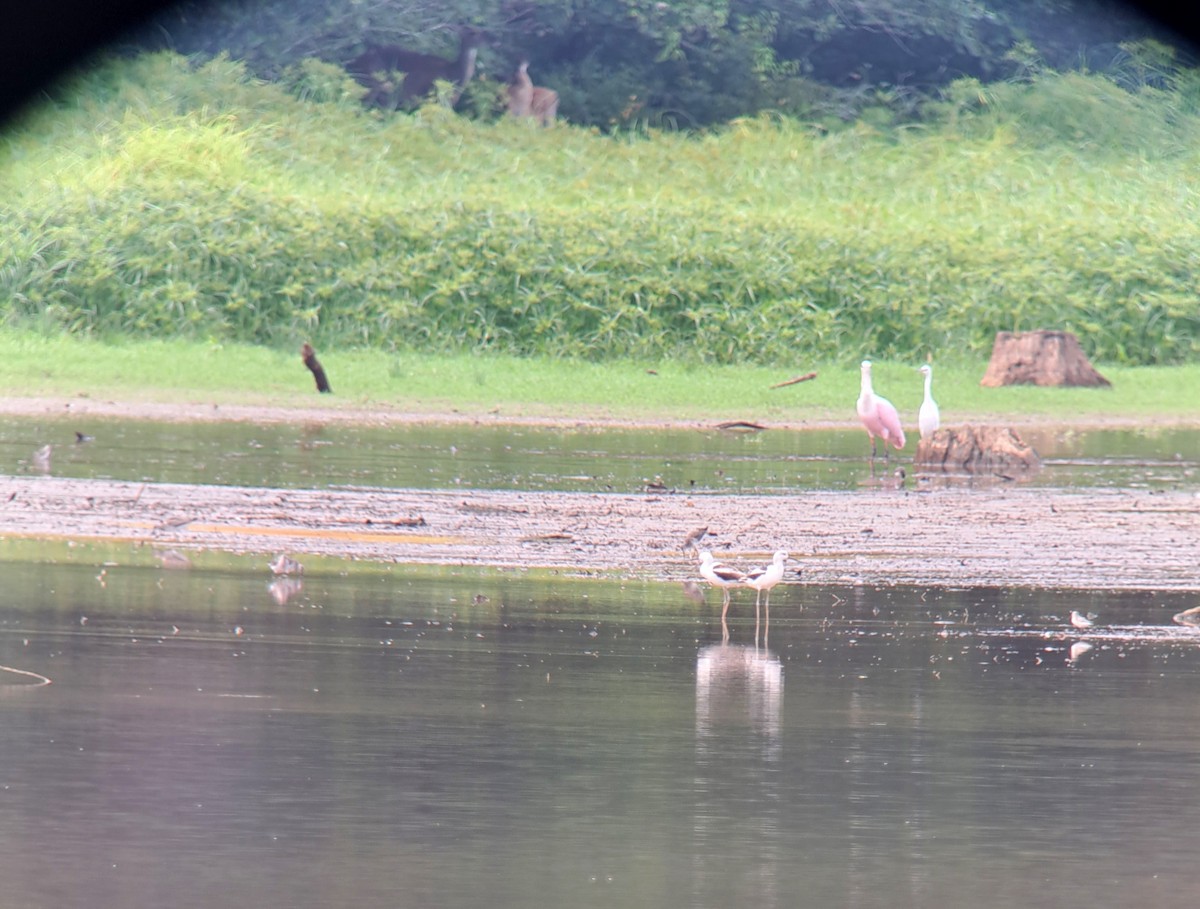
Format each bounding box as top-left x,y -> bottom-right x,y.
2,53 -> 1199,367
2,332 -> 1197,427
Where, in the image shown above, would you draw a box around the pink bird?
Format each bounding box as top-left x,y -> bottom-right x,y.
856,360 -> 906,459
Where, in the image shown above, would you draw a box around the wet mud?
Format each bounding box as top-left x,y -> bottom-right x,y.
2,396 -> 1198,591
3,473 -> 1197,590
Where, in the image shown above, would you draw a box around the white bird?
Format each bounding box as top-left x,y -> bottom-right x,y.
918,364 -> 940,441
743,551 -> 789,627
698,550 -> 747,621
857,361 -> 906,459
1069,610 -> 1095,630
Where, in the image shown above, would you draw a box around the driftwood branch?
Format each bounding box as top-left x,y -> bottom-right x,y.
715,421 -> 766,433
770,371 -> 818,389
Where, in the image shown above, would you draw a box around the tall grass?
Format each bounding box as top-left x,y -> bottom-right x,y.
2,52 -> 1199,366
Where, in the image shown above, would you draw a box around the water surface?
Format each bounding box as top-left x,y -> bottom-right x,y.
2,556 -> 1198,909
3,417 -> 1197,493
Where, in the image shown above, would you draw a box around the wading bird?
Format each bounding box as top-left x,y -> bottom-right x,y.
857,361 -> 906,458
698,550 -> 746,621
269,554 -> 304,576
1070,610 -> 1095,630
744,551 -> 789,627
918,364 -> 940,441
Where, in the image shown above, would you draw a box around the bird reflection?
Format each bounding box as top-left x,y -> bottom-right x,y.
31,444 -> 52,474
695,635 -> 783,750
694,633 -> 784,904
267,576 -> 304,606
1068,641 -> 1094,663
156,549 -> 193,570
680,579 -> 706,605
1172,605 -> 1200,627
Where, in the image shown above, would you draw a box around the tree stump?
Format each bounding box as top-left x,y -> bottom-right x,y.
916,425 -> 1041,473
980,330 -> 1110,387
301,342 -> 332,394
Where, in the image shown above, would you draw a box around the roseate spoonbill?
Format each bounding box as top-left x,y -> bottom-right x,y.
1070,610 -> 1095,629
856,361 -> 906,458
918,364 -> 940,441
744,551 -> 788,626
699,550 -> 747,621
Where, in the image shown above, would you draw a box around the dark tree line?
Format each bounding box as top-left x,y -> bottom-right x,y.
114,0 -> 1200,128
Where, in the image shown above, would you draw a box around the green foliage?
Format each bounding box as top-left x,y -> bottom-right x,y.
281,58 -> 368,106
3,52 -> 1200,368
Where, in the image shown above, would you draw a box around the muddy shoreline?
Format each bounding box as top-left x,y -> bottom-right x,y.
4,394 -> 1200,432
2,396 -> 1198,591
3,474 -> 1197,591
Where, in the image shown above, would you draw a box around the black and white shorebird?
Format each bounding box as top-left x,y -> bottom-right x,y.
698,550 -> 747,621
744,551 -> 789,627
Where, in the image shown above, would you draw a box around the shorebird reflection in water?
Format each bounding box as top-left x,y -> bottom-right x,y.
698,550 -> 746,622
268,576 -> 304,606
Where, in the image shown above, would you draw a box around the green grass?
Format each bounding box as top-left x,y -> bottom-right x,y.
1,331 -> 1196,427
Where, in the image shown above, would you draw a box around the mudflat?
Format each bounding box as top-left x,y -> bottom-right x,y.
2,396 -> 1198,590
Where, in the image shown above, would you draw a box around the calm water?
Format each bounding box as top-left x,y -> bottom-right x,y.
2,556 -> 1199,909
3,416 -> 1198,493
3,416 -> 1199,907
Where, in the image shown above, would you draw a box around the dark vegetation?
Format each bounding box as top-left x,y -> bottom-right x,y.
1,1 -> 1198,368
128,0 -> 1195,130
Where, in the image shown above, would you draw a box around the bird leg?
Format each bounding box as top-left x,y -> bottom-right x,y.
720,588 -> 731,622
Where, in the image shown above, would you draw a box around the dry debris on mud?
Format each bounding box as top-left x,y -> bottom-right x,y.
3,473 -> 1197,591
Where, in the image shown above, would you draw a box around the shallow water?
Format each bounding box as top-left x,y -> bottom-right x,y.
2,416 -> 1198,907
3,416 -> 1198,493
2,557 -> 1199,909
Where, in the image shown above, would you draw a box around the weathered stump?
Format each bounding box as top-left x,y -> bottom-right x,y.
916,425 -> 1041,473
301,342 -> 332,394
980,330 -> 1110,387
